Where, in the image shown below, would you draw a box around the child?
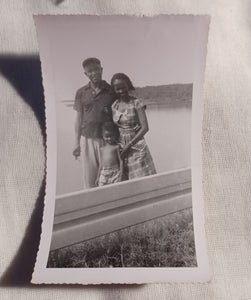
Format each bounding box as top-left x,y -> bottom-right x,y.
96,122 -> 123,186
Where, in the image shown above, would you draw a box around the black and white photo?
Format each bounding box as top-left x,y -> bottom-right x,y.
32,14 -> 210,284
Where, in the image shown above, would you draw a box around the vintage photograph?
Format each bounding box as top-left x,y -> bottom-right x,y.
32,15 -> 210,284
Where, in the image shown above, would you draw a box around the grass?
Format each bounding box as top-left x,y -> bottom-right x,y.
47,208 -> 197,268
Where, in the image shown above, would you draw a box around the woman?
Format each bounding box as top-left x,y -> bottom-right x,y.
111,73 -> 156,180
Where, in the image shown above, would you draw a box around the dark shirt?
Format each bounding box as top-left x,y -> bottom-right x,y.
74,81 -> 116,138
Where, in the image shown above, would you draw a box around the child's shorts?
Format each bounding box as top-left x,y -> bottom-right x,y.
98,167 -> 121,186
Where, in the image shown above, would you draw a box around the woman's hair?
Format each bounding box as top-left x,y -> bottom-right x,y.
100,121 -> 120,140
110,73 -> 135,90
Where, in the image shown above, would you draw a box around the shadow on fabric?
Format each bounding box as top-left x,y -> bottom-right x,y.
0,55 -> 45,137
0,55 -> 45,286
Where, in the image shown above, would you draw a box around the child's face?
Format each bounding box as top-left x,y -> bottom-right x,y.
84,63 -> 103,84
113,79 -> 129,100
103,130 -> 116,145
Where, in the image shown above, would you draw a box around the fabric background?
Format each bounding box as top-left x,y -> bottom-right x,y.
0,0 -> 251,299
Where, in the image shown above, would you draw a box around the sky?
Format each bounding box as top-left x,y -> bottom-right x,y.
37,15 -> 201,101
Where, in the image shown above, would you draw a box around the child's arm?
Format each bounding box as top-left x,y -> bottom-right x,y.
117,146 -> 124,182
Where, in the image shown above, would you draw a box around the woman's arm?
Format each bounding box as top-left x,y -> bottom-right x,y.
121,107 -> 149,157
117,146 -> 124,181
130,107 -> 149,145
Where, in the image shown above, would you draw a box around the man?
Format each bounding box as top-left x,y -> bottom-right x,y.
73,58 -> 116,188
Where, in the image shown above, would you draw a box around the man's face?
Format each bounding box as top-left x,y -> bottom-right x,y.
84,63 -> 103,84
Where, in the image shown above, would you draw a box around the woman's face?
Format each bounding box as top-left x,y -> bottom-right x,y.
113,79 -> 129,100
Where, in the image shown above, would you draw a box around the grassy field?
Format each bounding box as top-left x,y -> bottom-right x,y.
47,208 -> 197,268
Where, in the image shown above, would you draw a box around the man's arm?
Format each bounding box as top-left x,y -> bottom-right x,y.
73,88 -> 83,159
73,111 -> 82,159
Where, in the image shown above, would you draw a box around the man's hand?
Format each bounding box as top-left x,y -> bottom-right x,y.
73,145 -> 81,159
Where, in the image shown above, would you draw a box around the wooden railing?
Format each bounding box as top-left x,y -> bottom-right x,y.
50,168 -> 192,250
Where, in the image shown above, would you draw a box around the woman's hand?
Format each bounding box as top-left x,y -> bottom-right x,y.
121,143 -> 131,159
73,145 -> 81,159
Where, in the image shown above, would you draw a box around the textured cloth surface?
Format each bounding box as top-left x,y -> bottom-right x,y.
1,0 -> 251,299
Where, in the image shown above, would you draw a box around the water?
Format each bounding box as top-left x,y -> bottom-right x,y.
56,102 -> 191,195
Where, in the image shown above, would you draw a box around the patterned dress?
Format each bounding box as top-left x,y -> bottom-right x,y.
112,97 -> 156,180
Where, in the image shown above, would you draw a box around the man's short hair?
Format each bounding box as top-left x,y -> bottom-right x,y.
82,57 -> 101,69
